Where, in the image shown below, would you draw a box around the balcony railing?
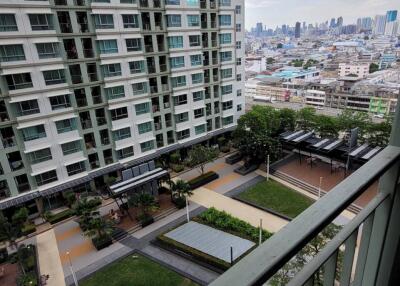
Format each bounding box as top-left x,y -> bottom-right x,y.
210,105 -> 400,286
2,137 -> 16,148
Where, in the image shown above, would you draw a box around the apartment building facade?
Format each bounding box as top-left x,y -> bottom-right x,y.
0,0 -> 245,212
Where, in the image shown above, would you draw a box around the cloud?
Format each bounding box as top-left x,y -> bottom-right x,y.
245,0 -> 279,9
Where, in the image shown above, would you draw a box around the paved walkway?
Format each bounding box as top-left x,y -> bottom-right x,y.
36,230 -> 65,286
190,187 -> 288,233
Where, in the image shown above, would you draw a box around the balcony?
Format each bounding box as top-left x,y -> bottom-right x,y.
60,23 -> 73,33
160,64 -> 167,72
2,136 -> 16,148
74,0 -> 86,5
83,49 -> 94,58
154,122 -> 162,131
90,160 -> 100,169
66,49 -> 78,59
104,157 -> 113,165
101,137 -> 110,146
145,44 -> 154,53
154,0 -> 161,7
97,117 -> 107,126
210,105 -> 400,286
150,86 -> 158,94
140,0 -> 148,7
81,119 -> 92,129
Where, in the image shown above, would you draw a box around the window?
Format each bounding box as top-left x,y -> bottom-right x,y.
129,60 -> 145,74
166,15 -> 181,27
236,58 -> 242,65
36,43 -> 60,59
187,15 -> 200,27
0,14 -> 18,32
66,161 -> 86,176
221,68 -> 232,79
29,14 -> 54,30
236,23 -> 241,32
195,124 -> 206,135
132,82 -> 148,95
191,73 -> 203,84
117,146 -> 134,159
173,94 -> 187,106
97,40 -> 118,54
222,116 -> 233,126
194,108 -> 204,118
113,127 -> 131,141
27,148 -> 52,165
237,104 -> 242,111
121,0 -> 136,3
94,14 -> 114,29
35,170 -> 57,186
219,15 -> 231,26
135,102 -> 150,115
166,0 -> 180,4
15,100 -> 40,116
186,0 -> 198,6
167,36 -> 183,49
193,91 -> 204,101
175,112 -> 188,123
236,74 -> 242,81
61,140 -> 81,155
0,45 -> 25,62
219,33 -> 231,44
189,35 -> 200,47
43,69 -> 66,85
215,116 -> 221,129
122,14 -> 139,28
190,54 -> 202,66
170,56 -> 185,69
219,0 -> 231,6
5,73 -> 33,90
110,107 -> 128,120
176,129 -> 190,140
126,38 -> 142,52
236,41 -> 241,49
50,94 -> 71,110
237,89 -> 242,97
140,140 -> 154,152
222,100 -> 233,110
21,125 -> 46,141
171,76 -> 186,88
235,5 -> 241,14
221,84 -> 233,95
55,118 -> 77,133
138,122 -> 152,134
105,85 -> 125,100
220,51 -> 232,62
101,63 -> 122,77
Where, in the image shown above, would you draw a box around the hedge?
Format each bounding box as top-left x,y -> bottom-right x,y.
171,164 -> 184,173
21,223 -> 36,236
157,235 -> 231,270
47,209 -> 75,224
188,171 -> 219,189
92,235 -> 113,250
194,207 -> 272,243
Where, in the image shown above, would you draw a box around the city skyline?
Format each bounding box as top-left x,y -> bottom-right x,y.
245,0 -> 399,30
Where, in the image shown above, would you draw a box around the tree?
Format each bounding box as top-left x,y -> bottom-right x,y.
270,224 -> 342,285
170,180 -> 193,200
277,43 -> 283,49
314,115 -> 340,138
266,57 -> 275,64
369,63 -> 379,74
64,191 -> 77,208
128,193 -> 159,219
365,115 -> 393,146
337,109 -> 370,140
187,145 -> 219,175
84,216 -> 114,240
297,107 -> 316,131
0,213 -> 20,248
278,108 -> 297,132
12,207 -> 29,227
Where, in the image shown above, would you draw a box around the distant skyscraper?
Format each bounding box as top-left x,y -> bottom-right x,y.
337,17 -> 344,27
295,22 -> 301,38
386,10 -> 398,22
374,15 -> 387,35
303,22 -> 306,30
282,24 -> 288,35
256,22 -> 263,37
357,17 -> 373,32
330,18 -> 336,28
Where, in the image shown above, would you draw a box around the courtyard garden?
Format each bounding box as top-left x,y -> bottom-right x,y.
237,179 -> 313,219
80,254 -> 198,286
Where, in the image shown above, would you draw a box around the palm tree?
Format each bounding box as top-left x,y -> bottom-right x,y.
84,216 -> 114,240
128,193 -> 159,220
170,180 -> 193,200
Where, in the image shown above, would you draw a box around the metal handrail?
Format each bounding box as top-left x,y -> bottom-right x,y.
210,145 -> 400,286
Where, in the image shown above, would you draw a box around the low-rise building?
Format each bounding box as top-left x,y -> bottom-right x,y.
338,63 -> 370,79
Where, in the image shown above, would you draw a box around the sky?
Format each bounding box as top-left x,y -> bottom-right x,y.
245,0 -> 399,30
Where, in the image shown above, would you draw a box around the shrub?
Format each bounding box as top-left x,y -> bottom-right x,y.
17,272 -> 38,286
172,197 -> 186,209
158,186 -> 170,194
92,235 -> 113,250
188,171 -> 219,189
220,145 -> 231,153
217,136 -> 226,147
195,207 -> 272,243
170,152 -> 181,164
21,224 -> 36,236
171,164 -> 184,173
46,209 -> 75,225
64,191 -> 77,207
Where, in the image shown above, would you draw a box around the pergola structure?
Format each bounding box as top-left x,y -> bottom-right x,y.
107,160 -> 170,220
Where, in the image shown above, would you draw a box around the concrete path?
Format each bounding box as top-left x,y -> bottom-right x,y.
36,230 -> 65,286
190,187 -> 288,233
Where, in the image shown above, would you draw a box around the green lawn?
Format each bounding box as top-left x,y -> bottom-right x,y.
238,179 -> 314,218
81,255 -> 198,286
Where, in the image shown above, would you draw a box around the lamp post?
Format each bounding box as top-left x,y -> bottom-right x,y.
266,155 -> 270,181
67,251 -> 79,286
259,219 -> 263,245
318,177 -> 323,198
185,195 -> 190,223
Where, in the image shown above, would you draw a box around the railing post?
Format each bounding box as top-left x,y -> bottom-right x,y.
376,94 -> 400,286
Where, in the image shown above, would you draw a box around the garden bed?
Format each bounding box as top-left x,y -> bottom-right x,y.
234,164 -> 259,175
188,171 -> 219,189
225,152 -> 242,165
92,236 -> 113,251
46,209 -> 75,224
